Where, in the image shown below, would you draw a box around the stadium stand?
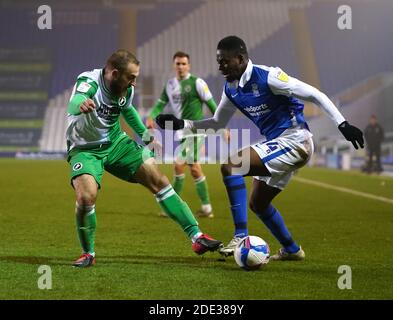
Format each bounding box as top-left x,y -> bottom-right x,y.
33,0 -> 393,159
39,89 -> 71,152
137,0 -> 311,101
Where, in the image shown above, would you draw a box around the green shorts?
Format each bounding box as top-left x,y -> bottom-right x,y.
176,135 -> 205,164
67,135 -> 154,188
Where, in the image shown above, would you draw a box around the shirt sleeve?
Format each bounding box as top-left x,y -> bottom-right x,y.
121,105 -> 150,143
205,98 -> 218,114
195,78 -> 213,102
67,77 -> 98,115
184,90 -> 237,130
267,67 -> 346,125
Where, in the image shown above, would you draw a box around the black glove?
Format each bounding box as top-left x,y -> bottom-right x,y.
155,114 -> 185,130
338,121 -> 364,149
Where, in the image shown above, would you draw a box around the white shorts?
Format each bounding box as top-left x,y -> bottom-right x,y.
251,128 -> 314,190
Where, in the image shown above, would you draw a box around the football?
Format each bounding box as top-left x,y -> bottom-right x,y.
234,236 -> 270,270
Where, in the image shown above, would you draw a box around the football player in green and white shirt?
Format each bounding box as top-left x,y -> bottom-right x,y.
147,51 -> 228,218
67,50 -> 222,267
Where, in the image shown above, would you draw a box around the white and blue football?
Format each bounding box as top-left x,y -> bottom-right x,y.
234,236 -> 270,270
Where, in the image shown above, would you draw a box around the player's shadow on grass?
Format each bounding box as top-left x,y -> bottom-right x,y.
0,254 -> 239,270
0,255 -> 70,266
99,254 -> 239,270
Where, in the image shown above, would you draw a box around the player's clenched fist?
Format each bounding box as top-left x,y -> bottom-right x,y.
80,99 -> 96,113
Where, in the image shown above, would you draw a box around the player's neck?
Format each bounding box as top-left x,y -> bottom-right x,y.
238,60 -> 249,80
177,73 -> 190,81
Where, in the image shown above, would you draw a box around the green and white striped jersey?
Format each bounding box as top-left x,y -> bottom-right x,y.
66,69 -> 147,151
150,73 -> 217,139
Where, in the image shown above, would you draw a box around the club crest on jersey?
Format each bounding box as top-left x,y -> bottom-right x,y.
118,97 -> 126,107
184,85 -> 192,93
251,83 -> 260,97
277,70 -> 289,82
73,162 -> 83,171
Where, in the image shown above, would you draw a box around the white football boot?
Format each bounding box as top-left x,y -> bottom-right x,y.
218,236 -> 243,257
270,247 -> 305,261
195,204 -> 214,218
195,209 -> 214,218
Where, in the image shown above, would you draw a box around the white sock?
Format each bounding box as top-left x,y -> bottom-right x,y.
191,232 -> 203,243
202,204 -> 212,213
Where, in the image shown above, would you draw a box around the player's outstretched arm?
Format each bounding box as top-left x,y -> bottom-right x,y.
338,121 -> 364,149
155,114 -> 184,130
156,93 -> 236,132
267,68 -> 364,149
121,105 -> 154,145
156,92 -> 237,132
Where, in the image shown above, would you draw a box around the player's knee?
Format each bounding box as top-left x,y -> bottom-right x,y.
220,163 -> 232,177
255,203 -> 274,220
152,174 -> 171,193
249,196 -> 269,214
76,191 -> 96,206
190,165 -> 201,178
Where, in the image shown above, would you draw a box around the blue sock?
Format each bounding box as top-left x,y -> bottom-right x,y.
223,175 -> 248,238
256,204 -> 300,253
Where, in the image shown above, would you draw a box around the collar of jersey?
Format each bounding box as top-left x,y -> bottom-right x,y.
239,59 -> 253,88
177,73 -> 191,81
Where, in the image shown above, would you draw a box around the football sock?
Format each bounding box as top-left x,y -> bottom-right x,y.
191,232 -> 203,243
223,175 -> 248,238
155,185 -> 200,239
75,203 -> 97,255
173,173 -> 185,195
201,204 -> 212,213
194,176 -> 211,207
256,204 -> 300,253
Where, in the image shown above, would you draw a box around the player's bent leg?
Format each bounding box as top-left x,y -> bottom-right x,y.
72,174 -> 98,267
249,179 -> 304,261
156,162 -> 186,218
189,163 -> 213,218
219,147 -> 271,256
134,159 -> 222,254
73,174 -> 98,206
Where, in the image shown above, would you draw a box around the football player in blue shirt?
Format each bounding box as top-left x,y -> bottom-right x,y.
156,36 -> 364,260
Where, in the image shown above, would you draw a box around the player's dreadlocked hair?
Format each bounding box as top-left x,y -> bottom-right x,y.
106,49 -> 140,73
217,36 -> 248,57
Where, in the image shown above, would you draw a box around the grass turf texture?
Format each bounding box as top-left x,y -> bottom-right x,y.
0,159 -> 392,299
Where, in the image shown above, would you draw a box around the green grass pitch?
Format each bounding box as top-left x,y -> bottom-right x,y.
0,159 -> 392,299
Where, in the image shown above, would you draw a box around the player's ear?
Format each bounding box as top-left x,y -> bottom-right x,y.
112,69 -> 120,80
238,54 -> 246,65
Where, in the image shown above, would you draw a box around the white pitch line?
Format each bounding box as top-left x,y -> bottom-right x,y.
293,177 -> 393,205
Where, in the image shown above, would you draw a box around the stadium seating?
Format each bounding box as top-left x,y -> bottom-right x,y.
39,88 -> 71,152
37,0 -> 393,154
137,0 -> 311,100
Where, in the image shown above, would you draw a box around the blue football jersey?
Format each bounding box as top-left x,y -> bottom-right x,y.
224,62 -> 307,140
